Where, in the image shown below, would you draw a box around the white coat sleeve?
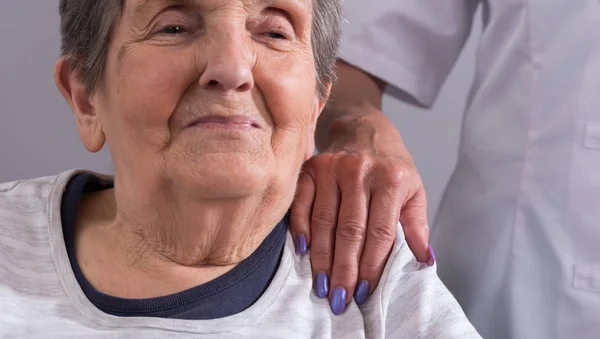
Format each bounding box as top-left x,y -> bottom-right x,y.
338,0 -> 480,107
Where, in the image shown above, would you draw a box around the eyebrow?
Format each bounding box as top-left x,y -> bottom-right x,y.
128,0 -> 309,31
131,0 -> 304,16
132,0 -> 196,17
126,0 -> 200,34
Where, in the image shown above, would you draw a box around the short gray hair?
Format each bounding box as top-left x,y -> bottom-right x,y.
58,0 -> 342,99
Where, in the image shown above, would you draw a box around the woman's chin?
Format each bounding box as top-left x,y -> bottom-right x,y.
168,161 -> 273,200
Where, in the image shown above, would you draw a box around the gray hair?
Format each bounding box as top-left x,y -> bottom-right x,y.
58,0 -> 342,99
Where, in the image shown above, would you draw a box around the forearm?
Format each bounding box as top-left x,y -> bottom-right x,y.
316,60 -> 384,151
316,61 -> 407,157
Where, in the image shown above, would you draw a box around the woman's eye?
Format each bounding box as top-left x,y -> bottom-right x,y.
267,32 -> 287,40
162,26 -> 186,34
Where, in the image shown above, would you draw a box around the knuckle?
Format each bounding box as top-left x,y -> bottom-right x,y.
291,192 -> 311,209
359,265 -> 383,281
410,194 -> 428,208
373,160 -> 411,183
351,153 -> 373,171
368,220 -> 397,245
382,167 -> 408,188
289,207 -> 308,225
410,192 -> 427,206
344,166 -> 364,184
310,246 -> 333,266
303,154 -> 321,166
302,155 -> 328,173
332,262 -> 359,278
338,156 -> 372,185
347,152 -> 372,167
332,151 -> 362,165
337,220 -> 366,243
401,206 -> 428,224
290,198 -> 313,219
311,208 -> 337,229
295,171 -> 313,186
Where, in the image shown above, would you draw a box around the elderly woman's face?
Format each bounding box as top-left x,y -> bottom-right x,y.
82,0 -> 326,198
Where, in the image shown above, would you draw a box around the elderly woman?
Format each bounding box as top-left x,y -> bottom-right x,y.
0,0 -> 480,338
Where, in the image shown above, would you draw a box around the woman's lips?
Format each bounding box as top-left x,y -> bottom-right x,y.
187,115 -> 261,130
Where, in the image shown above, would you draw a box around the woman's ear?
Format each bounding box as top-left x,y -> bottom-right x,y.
314,81 -> 333,124
54,57 -> 105,153
305,81 -> 333,160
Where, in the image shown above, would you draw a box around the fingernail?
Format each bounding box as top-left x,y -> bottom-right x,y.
426,243 -> 436,266
331,287 -> 347,315
315,273 -> 329,298
295,234 -> 307,255
354,280 -> 370,305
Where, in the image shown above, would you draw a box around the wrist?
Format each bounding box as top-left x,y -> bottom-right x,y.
324,104 -> 404,155
317,101 -> 378,150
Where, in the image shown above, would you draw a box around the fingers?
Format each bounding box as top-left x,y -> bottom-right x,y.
299,151 -> 429,316
399,188 -> 431,264
355,183 -> 401,304
290,170 -> 316,255
308,162 -> 340,300
329,174 -> 369,314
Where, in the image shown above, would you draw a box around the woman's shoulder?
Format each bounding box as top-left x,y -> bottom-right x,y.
0,169 -> 104,210
0,171 -> 72,217
0,171 -> 90,336
363,224 -> 482,338
0,170 -> 82,252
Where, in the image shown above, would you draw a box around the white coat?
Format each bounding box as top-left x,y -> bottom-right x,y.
338,1 -> 600,338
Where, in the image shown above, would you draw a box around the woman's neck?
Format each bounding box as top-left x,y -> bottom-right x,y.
74,185 -> 287,299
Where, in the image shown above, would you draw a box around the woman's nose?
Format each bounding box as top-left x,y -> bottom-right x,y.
199,38 -> 254,93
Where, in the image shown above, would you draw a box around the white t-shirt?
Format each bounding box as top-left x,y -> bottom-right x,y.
0,170 -> 480,338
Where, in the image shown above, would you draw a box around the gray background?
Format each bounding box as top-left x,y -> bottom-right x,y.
0,1 -> 481,220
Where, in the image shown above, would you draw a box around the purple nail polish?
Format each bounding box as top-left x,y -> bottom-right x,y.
426,244 -> 436,266
315,273 -> 329,298
295,234 -> 307,255
331,287 -> 347,315
354,280 -> 370,305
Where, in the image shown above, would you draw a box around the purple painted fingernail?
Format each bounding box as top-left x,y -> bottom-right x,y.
295,234 -> 307,255
354,280 -> 370,305
331,287 -> 347,315
426,244 -> 436,266
315,273 -> 329,298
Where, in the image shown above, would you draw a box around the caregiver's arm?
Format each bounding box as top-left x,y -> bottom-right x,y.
290,60 -> 431,306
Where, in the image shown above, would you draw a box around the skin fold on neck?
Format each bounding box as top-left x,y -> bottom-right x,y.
73,181 -> 289,299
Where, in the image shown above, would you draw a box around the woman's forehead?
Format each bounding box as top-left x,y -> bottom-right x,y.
122,0 -> 313,32
126,0 -> 311,16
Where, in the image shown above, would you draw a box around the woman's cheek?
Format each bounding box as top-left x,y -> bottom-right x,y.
133,55 -> 191,98
119,52 -> 194,125
263,67 -> 316,122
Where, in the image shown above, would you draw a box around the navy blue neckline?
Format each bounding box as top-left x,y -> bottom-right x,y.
61,173 -> 287,319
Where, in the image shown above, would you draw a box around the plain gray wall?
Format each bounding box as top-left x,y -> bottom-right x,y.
0,2 -> 480,220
